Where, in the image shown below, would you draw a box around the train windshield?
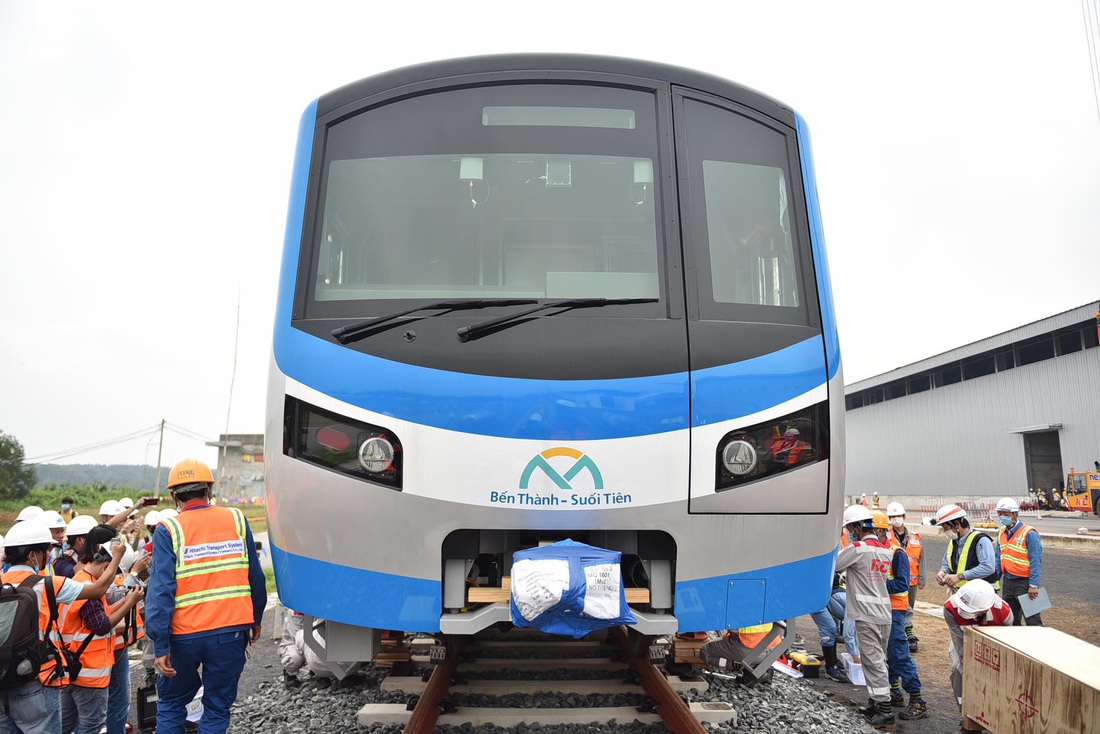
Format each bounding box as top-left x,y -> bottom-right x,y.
308,85 -> 662,314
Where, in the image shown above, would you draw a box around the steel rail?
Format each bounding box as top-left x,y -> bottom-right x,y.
609,626 -> 708,734
402,647 -> 459,734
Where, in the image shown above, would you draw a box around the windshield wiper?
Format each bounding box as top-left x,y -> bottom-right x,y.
456,298 -> 658,343
332,299 -> 538,344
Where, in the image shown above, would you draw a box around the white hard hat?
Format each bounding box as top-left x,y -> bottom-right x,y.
932,504 -> 967,526
99,500 -> 122,517
995,497 -> 1020,513
159,508 -> 179,521
4,521 -> 55,548
66,515 -> 99,537
118,498 -> 134,510
15,506 -> 44,522
120,544 -> 137,573
843,505 -> 873,526
38,511 -> 67,530
952,579 -> 997,617
886,502 -> 906,518
784,428 -> 800,436
144,510 -> 161,527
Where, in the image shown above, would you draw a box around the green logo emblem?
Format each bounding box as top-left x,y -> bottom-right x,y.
519,447 -> 603,490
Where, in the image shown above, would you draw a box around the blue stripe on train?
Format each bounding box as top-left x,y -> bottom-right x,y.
674,546 -> 836,632
271,539 -> 837,633
271,541 -> 443,631
274,328 -> 825,440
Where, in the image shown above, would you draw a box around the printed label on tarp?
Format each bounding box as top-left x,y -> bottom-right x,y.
511,558 -> 569,622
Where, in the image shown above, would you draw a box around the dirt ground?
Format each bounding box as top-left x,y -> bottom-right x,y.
793,538 -> 1100,733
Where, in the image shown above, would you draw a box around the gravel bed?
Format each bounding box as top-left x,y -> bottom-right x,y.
230,663 -> 880,734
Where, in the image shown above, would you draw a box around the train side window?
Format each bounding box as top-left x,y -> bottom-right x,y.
679,97 -> 811,326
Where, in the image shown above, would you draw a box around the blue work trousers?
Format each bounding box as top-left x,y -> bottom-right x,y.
60,685 -> 109,734
0,680 -> 60,734
809,589 -> 859,656
156,630 -> 248,734
106,647 -> 130,734
887,608 -> 921,695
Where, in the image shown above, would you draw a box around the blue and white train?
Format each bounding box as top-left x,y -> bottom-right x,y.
266,55 -> 843,652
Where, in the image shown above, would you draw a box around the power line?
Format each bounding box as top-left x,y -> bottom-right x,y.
25,420 -> 218,465
164,422 -> 214,443
25,425 -> 163,465
1083,0 -> 1100,125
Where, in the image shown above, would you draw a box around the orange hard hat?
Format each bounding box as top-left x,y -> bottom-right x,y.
167,458 -> 214,489
871,510 -> 890,530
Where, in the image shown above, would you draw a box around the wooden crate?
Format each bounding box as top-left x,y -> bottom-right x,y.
962,626 -> 1100,733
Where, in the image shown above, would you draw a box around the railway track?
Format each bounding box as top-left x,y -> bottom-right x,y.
356,627 -> 736,733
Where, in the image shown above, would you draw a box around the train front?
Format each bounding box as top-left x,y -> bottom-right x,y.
266,56 -> 843,643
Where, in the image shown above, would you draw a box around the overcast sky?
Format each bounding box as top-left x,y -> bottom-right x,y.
2,1 -> 1099,472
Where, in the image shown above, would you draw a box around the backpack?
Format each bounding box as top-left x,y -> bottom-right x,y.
0,576 -> 56,689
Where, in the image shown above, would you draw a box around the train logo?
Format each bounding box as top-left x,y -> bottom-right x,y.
520,447 -> 604,491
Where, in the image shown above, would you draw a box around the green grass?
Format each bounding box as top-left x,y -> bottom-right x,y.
264,567 -> 277,593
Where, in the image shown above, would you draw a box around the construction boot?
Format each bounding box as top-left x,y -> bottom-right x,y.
899,698 -> 928,720
860,699 -> 876,718
890,690 -> 904,706
908,635 -> 920,653
868,710 -> 898,730
821,645 -> 848,682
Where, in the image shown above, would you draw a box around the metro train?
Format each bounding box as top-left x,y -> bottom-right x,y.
265,55 -> 844,658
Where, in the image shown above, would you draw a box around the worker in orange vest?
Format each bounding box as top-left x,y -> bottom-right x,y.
145,459 -> 267,734
57,525 -> 145,734
886,502 -> 924,652
700,623 -> 781,683
993,497 -> 1043,626
0,521 -> 127,734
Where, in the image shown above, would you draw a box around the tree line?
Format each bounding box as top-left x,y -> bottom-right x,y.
1,430 -> 162,502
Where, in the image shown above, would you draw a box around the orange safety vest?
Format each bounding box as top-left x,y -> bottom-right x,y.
57,570 -> 115,688
162,505 -> 254,635
999,524 -> 1037,579
886,538 -> 910,611
737,623 -> 779,649
891,527 -> 923,587
109,575 -> 145,651
0,568 -> 70,687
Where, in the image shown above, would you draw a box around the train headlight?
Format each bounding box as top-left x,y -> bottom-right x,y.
284,397 -> 403,489
715,401 -> 828,491
358,436 -> 395,473
721,439 -> 757,476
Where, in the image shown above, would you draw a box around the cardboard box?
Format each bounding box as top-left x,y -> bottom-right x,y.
963,626 -> 1100,733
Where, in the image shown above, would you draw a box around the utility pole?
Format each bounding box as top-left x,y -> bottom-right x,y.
153,419 -> 165,498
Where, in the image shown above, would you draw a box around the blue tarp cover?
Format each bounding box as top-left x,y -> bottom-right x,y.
509,539 -> 636,638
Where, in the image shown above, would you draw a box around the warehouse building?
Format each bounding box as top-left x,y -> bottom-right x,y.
844,301 -> 1100,498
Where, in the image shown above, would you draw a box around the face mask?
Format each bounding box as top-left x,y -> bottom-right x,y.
61,504 -> 71,511
944,529 -> 959,541
890,517 -> 904,528
998,515 -> 1014,527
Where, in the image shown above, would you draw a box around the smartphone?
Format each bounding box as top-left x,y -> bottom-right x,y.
140,497 -> 160,508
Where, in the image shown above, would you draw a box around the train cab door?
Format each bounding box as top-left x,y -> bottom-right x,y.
669,87 -> 829,514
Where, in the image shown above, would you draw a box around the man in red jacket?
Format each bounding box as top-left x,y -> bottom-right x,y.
943,579 -> 1013,712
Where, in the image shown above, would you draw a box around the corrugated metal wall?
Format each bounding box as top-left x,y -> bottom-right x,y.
845,347 -> 1100,496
